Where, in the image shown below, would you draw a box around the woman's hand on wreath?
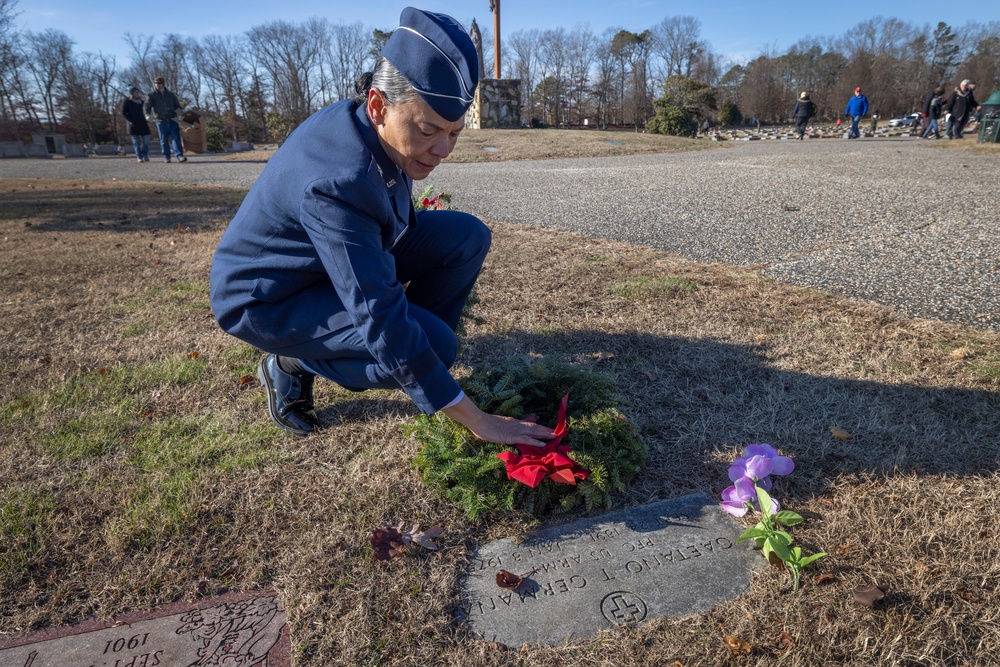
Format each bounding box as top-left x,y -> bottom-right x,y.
443,396 -> 556,447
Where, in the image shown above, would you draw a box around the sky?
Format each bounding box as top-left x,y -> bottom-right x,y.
16,0 -> 1000,69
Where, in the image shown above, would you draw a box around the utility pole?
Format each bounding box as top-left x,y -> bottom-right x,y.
489,0 -> 501,78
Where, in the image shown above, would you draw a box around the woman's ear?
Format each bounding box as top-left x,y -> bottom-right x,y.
368,89 -> 387,126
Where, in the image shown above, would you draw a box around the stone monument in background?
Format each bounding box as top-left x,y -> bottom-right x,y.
465,5 -> 521,129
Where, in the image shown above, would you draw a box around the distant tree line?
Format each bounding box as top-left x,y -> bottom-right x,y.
1,0 -> 997,145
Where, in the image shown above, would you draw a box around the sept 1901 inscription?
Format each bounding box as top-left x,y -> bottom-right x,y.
455,493 -> 762,647
0,591 -> 288,667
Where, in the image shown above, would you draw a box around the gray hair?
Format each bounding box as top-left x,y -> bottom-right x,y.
354,56 -> 420,107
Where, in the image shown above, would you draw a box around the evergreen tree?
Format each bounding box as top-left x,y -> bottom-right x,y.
930,22 -> 959,84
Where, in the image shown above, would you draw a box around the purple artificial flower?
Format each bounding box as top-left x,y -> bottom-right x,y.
728,458 -> 774,491
744,444 -> 794,476
721,476 -> 757,517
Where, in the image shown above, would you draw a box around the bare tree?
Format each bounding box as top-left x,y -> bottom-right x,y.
23,29 -> 74,129
199,34 -> 249,141
610,29 -> 652,129
0,0 -> 17,39
0,32 -> 39,124
508,28 -> 541,125
539,27 -> 568,126
652,16 -> 701,80
566,25 -> 595,125
326,21 -> 371,101
248,19 -> 324,124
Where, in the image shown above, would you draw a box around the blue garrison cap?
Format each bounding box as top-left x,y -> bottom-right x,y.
381,7 -> 479,122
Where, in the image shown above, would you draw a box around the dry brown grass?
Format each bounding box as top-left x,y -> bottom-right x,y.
1,178 -> 999,666
212,128 -> 714,164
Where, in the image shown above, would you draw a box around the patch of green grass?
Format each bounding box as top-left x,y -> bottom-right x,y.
610,275 -> 698,299
128,417 -> 279,473
969,360 -> 1000,384
221,343 -> 262,374
122,320 -> 153,337
2,357 -> 282,552
12,358 -> 208,462
164,279 -> 211,311
107,279 -> 211,316
0,489 -> 55,580
100,416 -> 280,550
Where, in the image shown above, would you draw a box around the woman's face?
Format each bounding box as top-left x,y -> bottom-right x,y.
368,90 -> 464,181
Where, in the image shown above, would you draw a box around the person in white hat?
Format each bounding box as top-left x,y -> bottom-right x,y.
792,91 -> 814,140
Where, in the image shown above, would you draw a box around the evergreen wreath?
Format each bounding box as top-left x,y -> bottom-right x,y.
408,356 -> 647,520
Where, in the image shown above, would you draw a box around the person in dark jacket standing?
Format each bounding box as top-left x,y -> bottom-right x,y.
209,7 -> 557,447
922,86 -> 945,139
792,92 -> 814,140
945,80 -> 978,139
844,87 -> 869,139
144,76 -> 186,162
121,86 -> 150,162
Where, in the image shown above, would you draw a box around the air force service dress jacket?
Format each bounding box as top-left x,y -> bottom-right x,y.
209,100 -> 462,414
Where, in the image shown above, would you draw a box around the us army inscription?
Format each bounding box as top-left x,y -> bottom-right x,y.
0,590 -> 289,667
456,493 -> 762,646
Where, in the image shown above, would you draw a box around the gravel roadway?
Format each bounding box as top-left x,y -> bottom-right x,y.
2,138 -> 997,330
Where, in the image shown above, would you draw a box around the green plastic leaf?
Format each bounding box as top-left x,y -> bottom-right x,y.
756,486 -> 773,516
737,527 -> 769,542
798,552 -> 827,568
773,510 -> 804,527
767,534 -> 793,563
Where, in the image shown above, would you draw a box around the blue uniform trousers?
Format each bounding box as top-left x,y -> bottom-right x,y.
276,209 -> 490,393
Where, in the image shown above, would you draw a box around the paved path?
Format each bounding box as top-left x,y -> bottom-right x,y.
2,138 -> 997,330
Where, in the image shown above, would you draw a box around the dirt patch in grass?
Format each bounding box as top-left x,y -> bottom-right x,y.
1,178 -> 999,665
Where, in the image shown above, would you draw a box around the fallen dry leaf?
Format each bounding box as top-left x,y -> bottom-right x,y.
813,573 -> 837,586
187,351 -> 200,359
956,588 -> 984,603
778,632 -> 795,649
853,584 -> 887,607
496,570 -> 523,590
723,635 -> 752,655
830,426 -> 854,440
370,526 -> 407,561
239,375 -> 254,384
951,347 -> 968,359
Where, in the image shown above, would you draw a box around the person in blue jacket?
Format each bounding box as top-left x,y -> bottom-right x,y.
844,87 -> 869,139
209,7 -> 556,447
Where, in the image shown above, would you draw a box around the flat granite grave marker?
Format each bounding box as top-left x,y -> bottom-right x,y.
456,493 -> 763,647
0,589 -> 289,667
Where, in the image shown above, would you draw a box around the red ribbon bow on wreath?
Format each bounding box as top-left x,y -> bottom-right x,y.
496,390 -> 590,488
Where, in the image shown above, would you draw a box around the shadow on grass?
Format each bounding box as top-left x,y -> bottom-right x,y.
460,329 -> 999,500
1,184 -> 239,233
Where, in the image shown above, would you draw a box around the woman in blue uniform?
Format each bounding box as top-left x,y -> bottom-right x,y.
210,7 -> 555,447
